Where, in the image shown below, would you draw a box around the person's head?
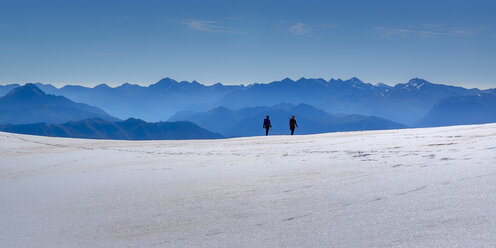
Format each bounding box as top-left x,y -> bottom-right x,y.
266,115 -> 269,118
292,115 -> 295,119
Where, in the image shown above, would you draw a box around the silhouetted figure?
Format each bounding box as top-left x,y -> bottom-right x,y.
263,115 -> 272,136
289,115 -> 298,135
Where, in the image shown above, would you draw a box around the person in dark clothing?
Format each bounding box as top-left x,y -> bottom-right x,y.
289,115 -> 298,135
263,115 -> 272,136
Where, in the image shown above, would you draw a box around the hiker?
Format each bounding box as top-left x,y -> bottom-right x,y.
263,115 -> 272,136
289,115 -> 298,135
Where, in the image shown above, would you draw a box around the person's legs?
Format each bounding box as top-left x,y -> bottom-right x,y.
291,127 -> 295,135
266,128 -> 269,136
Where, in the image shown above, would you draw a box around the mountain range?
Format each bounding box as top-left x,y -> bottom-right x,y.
1,77 -> 495,136
3,77 -> 493,126
169,103 -> 406,137
0,118 -> 223,140
31,78 -> 243,122
216,78 -> 493,126
0,84 -> 118,125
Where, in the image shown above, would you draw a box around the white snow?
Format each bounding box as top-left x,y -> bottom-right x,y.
1,124 -> 496,247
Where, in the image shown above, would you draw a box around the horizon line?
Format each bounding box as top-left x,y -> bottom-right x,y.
0,76 -> 494,90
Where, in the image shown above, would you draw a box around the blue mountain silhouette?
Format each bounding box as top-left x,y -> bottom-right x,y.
0,84 -> 119,125
0,118 -> 223,140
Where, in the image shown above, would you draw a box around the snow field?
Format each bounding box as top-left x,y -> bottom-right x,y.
1,124 -> 496,247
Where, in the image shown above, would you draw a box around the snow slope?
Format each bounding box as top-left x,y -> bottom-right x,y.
1,124 -> 496,247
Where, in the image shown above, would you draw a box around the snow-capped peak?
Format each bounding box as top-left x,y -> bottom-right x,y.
406,78 -> 431,88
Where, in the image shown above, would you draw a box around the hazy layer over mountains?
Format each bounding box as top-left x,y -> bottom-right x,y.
2,77 -> 493,126
0,77 -> 495,139
419,93 -> 496,127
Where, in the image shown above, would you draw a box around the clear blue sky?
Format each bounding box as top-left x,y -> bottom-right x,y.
0,0 -> 495,88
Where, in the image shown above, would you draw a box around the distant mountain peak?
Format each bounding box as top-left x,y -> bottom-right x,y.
327,78 -> 339,84
149,78 -> 206,89
280,77 -> 295,83
121,118 -> 147,125
152,77 -> 179,87
406,78 -> 432,87
391,78 -> 434,91
349,77 -> 364,83
211,82 -> 224,87
375,83 -> 392,88
158,77 -> 177,82
6,83 -> 46,98
94,83 -> 110,89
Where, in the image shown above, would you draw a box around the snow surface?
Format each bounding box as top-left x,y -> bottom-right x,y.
1,124 -> 496,247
